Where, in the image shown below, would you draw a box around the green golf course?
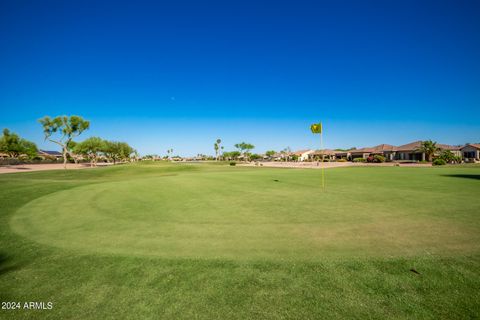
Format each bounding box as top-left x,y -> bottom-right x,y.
1,162 -> 480,319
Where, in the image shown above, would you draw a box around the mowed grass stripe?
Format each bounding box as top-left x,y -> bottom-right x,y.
9,164 -> 480,260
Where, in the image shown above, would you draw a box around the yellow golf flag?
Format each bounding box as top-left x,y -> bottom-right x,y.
310,121 -> 325,190
310,122 -> 322,134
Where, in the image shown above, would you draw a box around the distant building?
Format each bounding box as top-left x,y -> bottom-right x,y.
461,144 -> 480,162
292,150 -> 315,161
38,150 -> 63,159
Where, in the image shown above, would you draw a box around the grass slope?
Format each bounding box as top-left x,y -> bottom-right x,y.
1,162 -> 479,319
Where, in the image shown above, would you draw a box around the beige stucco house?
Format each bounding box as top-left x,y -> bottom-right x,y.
293,149 -> 315,161
461,144 -> 480,162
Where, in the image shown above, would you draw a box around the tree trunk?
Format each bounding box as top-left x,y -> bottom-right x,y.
62,147 -> 68,169
67,150 -> 78,164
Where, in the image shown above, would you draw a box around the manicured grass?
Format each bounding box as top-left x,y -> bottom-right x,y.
1,162 -> 479,319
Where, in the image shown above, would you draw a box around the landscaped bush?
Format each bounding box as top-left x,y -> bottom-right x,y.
229,161 -> 236,166
433,158 -> 447,166
337,159 -> 347,162
373,155 -> 386,163
353,158 -> 366,162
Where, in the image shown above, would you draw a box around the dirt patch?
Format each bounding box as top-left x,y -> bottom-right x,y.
0,163 -> 112,174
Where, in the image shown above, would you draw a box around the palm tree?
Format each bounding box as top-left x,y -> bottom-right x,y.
417,140 -> 440,162
214,138 -> 221,161
167,148 -> 173,160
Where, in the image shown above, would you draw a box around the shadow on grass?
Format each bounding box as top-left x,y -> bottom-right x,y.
442,174 -> 480,180
0,253 -> 25,277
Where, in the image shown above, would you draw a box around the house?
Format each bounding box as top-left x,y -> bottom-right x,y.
292,149 -> 315,161
310,149 -> 336,161
461,144 -> 480,162
334,150 -> 352,160
350,147 -> 375,160
38,150 -> 63,160
395,141 -> 462,161
438,144 -> 463,158
370,144 -> 398,161
395,141 -> 425,161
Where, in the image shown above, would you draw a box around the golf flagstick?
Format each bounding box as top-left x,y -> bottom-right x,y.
321,128 -> 325,190
310,122 -> 325,191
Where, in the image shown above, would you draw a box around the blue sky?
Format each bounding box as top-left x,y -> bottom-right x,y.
1,0 -> 479,156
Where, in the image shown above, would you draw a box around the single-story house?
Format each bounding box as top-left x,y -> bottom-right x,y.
310,149 -> 336,161
395,141 -> 462,161
461,144 -> 480,162
350,147 -> 375,160
395,141 -> 426,161
334,150 -> 352,160
38,150 -> 63,160
370,144 -> 398,161
293,149 -> 315,162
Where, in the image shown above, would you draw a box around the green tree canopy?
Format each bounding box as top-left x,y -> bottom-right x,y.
39,115 -> 90,168
0,128 -> 38,158
74,137 -> 106,167
417,140 -> 440,162
104,141 -> 134,164
223,151 -> 241,160
234,142 -> 255,161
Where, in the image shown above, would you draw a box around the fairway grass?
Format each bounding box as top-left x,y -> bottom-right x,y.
1,162 -> 480,319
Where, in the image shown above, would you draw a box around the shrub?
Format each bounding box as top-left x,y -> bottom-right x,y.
353,158 -> 366,162
229,161 -> 236,166
373,155 -> 386,163
337,159 -> 347,162
433,158 -> 446,166
366,156 -> 374,163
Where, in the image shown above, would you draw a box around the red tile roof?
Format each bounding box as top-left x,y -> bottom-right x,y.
371,144 -> 398,152
462,143 -> 480,150
292,149 -> 314,156
314,149 -> 336,155
396,141 -> 423,151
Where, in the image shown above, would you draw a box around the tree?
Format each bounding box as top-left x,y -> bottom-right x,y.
417,140 -> 440,162
438,150 -> 460,164
280,147 -> 291,162
265,150 -> 276,157
223,151 -> 240,160
39,115 -> 90,169
214,138 -> 222,161
166,148 -> 174,160
74,137 -> 106,167
234,142 -> 255,161
104,141 -> 134,164
0,129 -> 38,158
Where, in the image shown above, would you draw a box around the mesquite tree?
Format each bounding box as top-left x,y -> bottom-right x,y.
39,115 -> 90,169
234,142 -> 254,161
0,128 -> 38,158
74,137 -> 105,167
104,141 -> 134,164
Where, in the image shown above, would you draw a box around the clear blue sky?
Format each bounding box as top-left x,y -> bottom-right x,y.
1,0 -> 479,156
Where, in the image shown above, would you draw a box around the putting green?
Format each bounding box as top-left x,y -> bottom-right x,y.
10,167 -> 480,260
